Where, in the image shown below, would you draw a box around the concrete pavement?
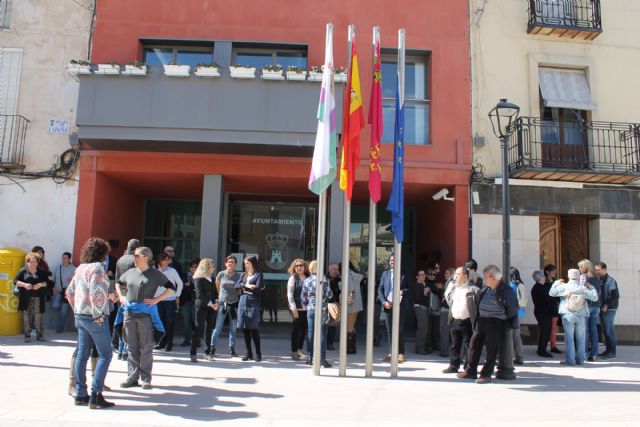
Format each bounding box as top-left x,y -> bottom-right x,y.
0,330 -> 639,427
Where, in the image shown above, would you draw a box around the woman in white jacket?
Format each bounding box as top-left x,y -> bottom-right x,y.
549,268 -> 598,366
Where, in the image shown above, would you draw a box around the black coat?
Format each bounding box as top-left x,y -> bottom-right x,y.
531,281 -> 556,318
15,268 -> 48,313
194,277 -> 217,311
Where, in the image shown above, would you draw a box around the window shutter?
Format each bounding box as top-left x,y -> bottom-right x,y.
0,47 -> 23,116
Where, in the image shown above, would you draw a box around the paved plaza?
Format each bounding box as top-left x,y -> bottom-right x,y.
0,329 -> 638,427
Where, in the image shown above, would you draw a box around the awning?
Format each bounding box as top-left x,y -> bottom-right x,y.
539,67 -> 597,111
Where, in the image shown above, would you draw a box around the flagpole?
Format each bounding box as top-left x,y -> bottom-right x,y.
312,22 -> 335,376
365,25 -> 380,378
338,23 -> 355,377
390,28 -> 405,378
313,189 -> 327,375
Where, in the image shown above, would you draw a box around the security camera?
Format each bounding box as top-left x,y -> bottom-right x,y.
432,188 -> 455,202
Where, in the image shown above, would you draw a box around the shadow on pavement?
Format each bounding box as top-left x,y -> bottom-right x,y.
111,384 -> 282,421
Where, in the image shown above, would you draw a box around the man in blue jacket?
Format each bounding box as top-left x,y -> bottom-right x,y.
595,262 -> 620,359
457,264 -> 518,384
377,255 -> 410,362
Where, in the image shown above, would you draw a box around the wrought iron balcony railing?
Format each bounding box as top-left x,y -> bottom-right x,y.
508,117 -> 640,184
528,0 -> 602,40
0,114 -> 30,172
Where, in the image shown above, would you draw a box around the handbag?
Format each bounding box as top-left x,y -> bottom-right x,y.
12,281 -> 20,296
327,302 -> 341,325
52,292 -> 62,310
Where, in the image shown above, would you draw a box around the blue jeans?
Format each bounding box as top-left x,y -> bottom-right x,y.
75,314 -> 113,396
56,302 -> 71,332
561,315 -> 586,364
585,306 -> 600,358
210,304 -> 237,349
600,309 -> 617,356
307,310 -> 328,360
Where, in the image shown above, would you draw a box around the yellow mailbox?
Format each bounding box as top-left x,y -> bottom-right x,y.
0,247 -> 27,335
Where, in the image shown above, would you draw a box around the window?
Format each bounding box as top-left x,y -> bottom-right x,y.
143,45 -> 214,67
381,54 -> 429,145
0,1 -> 11,29
232,45 -> 307,69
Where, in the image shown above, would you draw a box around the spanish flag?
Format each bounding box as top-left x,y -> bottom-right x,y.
339,36 -> 364,201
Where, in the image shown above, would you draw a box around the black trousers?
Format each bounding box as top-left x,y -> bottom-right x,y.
449,318 -> 473,369
157,300 -> 177,347
291,310 -> 307,352
467,317 -> 505,377
535,313 -> 552,353
243,328 -> 261,355
190,307 -> 215,356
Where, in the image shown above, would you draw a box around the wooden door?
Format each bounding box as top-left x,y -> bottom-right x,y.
539,214 -> 589,279
560,216 -> 589,277
539,214 -> 560,270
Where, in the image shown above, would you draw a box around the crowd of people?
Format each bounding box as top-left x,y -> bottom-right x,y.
12,238 -> 621,408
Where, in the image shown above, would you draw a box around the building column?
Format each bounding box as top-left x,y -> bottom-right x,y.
454,184 -> 470,266
200,175 -> 224,266
328,180 -> 345,266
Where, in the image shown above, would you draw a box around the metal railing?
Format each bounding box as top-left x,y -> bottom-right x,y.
509,117 -> 640,175
528,0 -> 602,32
0,114 -> 30,168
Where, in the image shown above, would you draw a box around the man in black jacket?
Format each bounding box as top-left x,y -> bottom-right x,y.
530,270 -> 556,358
457,264 -> 518,384
595,262 -> 620,359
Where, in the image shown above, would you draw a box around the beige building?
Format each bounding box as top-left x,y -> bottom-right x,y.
470,0 -> 640,341
0,1 -> 93,258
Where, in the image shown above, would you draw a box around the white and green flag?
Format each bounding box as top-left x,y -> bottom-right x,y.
308,24 -> 337,195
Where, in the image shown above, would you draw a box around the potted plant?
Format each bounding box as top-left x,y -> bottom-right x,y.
95,61 -> 120,75
67,59 -> 92,75
308,65 -> 324,82
261,64 -> 284,80
286,65 -> 307,81
163,62 -> 191,77
229,64 -> 256,79
333,66 -> 347,82
121,60 -> 147,76
194,62 -> 221,77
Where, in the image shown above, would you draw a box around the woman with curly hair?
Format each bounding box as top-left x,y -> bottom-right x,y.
66,237 -> 115,409
14,252 -> 49,342
287,258 -> 309,360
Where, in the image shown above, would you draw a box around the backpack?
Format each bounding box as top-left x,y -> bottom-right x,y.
516,283 -> 528,308
567,294 -> 586,312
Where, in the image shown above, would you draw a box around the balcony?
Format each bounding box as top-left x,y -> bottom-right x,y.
527,0 -> 602,41
0,114 -> 29,172
508,117 -> 640,184
76,67 -> 342,156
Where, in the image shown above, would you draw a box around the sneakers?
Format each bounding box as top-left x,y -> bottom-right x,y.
550,347 -> 562,354
291,352 -> 301,360
297,349 -> 307,357
141,382 -> 152,390
89,392 -> 115,409
442,366 -> 459,374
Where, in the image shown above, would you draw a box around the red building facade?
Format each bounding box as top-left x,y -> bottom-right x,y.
74,0 -> 472,277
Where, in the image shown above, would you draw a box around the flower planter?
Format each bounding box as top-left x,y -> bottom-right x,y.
194,66 -> 220,77
334,73 -> 347,83
261,69 -> 284,80
308,71 -> 324,82
229,66 -> 256,79
121,65 -> 147,76
67,64 -> 92,75
286,71 -> 307,81
163,64 -> 191,77
94,64 -> 120,75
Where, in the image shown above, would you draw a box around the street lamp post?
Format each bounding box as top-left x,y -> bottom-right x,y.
488,98 -> 520,381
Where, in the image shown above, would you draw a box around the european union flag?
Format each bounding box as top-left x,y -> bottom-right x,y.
386,79 -> 404,243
